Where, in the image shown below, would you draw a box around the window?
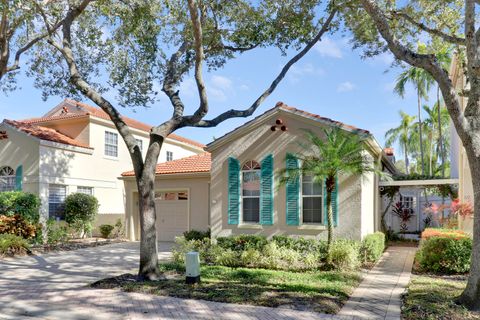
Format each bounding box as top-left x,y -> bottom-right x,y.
154,191 -> 189,200
400,195 -> 414,209
49,185 -> 66,219
135,139 -> 143,153
104,131 -> 118,157
0,166 -> 15,192
77,186 -> 93,195
302,174 -> 323,224
166,151 -> 173,162
242,160 -> 261,223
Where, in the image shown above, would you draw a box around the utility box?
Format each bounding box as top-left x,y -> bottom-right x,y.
185,251 -> 200,284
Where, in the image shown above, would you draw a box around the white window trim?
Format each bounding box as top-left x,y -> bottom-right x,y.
77,186 -> 94,196
300,174 -> 324,225
48,184 -> 67,219
0,166 -> 15,192
166,151 -> 173,162
104,131 -> 119,158
240,167 -> 261,225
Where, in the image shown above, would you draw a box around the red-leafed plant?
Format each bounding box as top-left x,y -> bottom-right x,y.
392,202 -> 415,232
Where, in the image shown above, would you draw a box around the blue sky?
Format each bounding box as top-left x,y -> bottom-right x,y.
0,34 -> 432,153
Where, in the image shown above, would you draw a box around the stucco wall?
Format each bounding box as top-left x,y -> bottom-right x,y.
209,110 -> 375,241
0,123 -> 40,196
123,175 -> 210,241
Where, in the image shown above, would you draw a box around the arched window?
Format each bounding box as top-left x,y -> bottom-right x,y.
242,160 -> 261,223
0,166 -> 15,192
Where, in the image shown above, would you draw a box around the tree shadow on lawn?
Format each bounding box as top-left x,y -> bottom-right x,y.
91,265 -> 362,314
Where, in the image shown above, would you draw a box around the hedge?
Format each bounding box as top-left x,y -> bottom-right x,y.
361,232 -> 386,263
417,228 -> 472,274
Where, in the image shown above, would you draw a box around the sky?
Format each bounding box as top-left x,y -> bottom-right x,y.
0,33 -> 436,154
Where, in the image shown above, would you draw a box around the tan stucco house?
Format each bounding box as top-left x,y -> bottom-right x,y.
122,102 -> 396,241
0,99 -> 205,229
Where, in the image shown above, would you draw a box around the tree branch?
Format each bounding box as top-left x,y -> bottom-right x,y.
389,10 -> 465,45
360,0 -> 470,146
187,0 -> 208,123
184,8 -> 338,128
1,0 -> 94,77
48,9 -> 143,177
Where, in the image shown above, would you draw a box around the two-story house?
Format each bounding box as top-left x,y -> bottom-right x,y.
0,99 -> 205,229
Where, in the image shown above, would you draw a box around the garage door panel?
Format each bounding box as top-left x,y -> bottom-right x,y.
155,197 -> 189,242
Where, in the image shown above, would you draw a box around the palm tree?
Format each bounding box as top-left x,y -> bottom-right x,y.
394,67 -> 434,175
280,128 -> 376,252
385,111 -> 416,174
423,102 -> 451,175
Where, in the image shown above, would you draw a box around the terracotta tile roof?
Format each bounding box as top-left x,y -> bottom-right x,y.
68,99 -> 206,149
276,102 -> 371,135
21,99 -> 205,149
4,120 -> 92,149
121,152 -> 211,176
207,102 -> 371,149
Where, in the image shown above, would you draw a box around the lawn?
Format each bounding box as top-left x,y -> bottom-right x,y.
402,274 -> 480,320
91,262 -> 362,314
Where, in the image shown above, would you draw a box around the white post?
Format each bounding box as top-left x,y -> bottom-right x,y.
185,251 -> 200,284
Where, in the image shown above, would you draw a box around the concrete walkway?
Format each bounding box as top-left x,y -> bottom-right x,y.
338,246 -> 417,320
0,242 -> 416,320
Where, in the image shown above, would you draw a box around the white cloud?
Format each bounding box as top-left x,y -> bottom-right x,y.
239,84 -> 249,91
288,63 -> 326,83
337,81 -> 356,93
210,75 -> 232,91
179,78 -> 197,98
314,37 -> 343,59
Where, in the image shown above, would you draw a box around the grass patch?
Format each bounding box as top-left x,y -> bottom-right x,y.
92,262 -> 362,314
403,274 -> 480,320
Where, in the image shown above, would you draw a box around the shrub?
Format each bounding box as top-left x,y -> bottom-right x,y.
45,219 -> 70,246
0,234 -> 30,256
421,228 -> 468,240
183,229 -> 210,241
217,235 -> 268,251
112,219 -> 124,238
172,236 -> 214,264
0,214 -> 37,239
327,240 -> 361,271
99,224 -> 114,238
272,235 -> 328,257
417,236 -> 472,274
0,191 -> 40,223
64,193 -> 99,237
361,232 -> 385,263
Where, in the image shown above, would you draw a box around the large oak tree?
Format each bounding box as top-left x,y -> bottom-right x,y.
345,0 -> 480,309
28,0 -> 339,280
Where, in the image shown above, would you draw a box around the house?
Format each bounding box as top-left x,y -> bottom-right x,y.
121,102 -> 397,241
0,99 -> 205,230
449,57 -> 474,234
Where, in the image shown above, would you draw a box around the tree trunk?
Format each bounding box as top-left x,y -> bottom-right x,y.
458,154 -> 480,310
437,86 -> 445,178
136,135 -> 165,281
404,144 -> 409,174
417,90 -> 425,175
326,176 -> 335,252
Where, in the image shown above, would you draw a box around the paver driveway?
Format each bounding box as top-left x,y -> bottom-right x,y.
0,242 -> 415,320
0,242 -> 338,320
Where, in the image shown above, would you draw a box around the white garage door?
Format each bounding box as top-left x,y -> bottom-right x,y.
155,191 -> 189,242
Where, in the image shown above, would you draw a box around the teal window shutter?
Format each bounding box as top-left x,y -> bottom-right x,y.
285,154 -> 299,226
260,154 -> 274,225
323,177 -> 339,227
15,165 -> 23,191
228,157 -> 240,225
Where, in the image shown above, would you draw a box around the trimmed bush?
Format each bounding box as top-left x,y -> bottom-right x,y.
45,219 -> 70,246
64,193 -> 99,237
417,235 -> 472,274
361,232 -> 385,263
183,229 -> 210,241
99,224 -> 115,238
272,235 -> 328,256
217,235 -> 268,251
0,214 -> 37,239
421,228 -> 467,240
0,191 -> 40,223
327,240 -> 361,271
0,234 -> 30,256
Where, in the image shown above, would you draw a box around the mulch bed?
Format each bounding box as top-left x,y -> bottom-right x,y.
30,238 -> 127,254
